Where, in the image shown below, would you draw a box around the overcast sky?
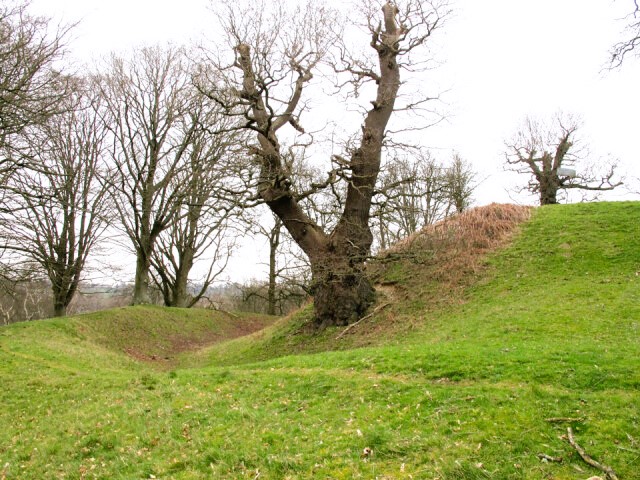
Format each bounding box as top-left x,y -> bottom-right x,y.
32,0 -> 639,201
29,0 -> 640,282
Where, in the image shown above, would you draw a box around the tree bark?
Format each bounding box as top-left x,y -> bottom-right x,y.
132,253 -> 152,305
267,219 -> 281,316
51,271 -> 78,317
311,249 -> 375,328
53,301 -> 67,318
171,247 -> 194,308
539,174 -> 559,205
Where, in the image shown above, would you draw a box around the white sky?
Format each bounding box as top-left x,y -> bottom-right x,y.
30,0 -> 640,283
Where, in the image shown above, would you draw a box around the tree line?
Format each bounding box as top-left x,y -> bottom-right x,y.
0,0 -> 630,326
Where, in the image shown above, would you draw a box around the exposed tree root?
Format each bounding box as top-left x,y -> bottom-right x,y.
565,427 -> 619,480
336,303 -> 391,339
545,417 -> 585,423
537,453 -> 563,463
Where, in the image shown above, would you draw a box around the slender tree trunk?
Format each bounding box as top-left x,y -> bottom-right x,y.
132,253 -> 152,304
378,207 -> 388,251
267,219 -> 281,316
171,249 -> 194,308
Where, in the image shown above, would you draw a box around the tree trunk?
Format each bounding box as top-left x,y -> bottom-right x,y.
132,254 -> 152,304
50,270 -> 77,318
172,282 -> 190,308
311,253 -> 375,328
539,174 -> 559,205
171,250 -> 194,308
267,219 -> 281,316
53,302 -> 67,318
267,258 -> 277,316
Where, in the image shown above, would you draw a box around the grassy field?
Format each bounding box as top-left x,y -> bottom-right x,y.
1,202 -> 639,479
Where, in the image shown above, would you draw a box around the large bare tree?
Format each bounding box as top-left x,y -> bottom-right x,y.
1,85 -> 111,317
97,46 -> 205,305
505,114 -> 623,206
200,0 -> 448,327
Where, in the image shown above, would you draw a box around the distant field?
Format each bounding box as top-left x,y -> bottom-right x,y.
1,202 -> 638,479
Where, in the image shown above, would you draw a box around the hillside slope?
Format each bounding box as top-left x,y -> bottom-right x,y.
192,203 -> 534,366
1,201 -> 638,479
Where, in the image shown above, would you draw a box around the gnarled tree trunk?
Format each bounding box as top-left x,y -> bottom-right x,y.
205,1 -> 446,328
234,4 -> 402,328
538,169 -> 560,205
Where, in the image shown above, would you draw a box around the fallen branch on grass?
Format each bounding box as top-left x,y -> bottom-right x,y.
219,309 -> 240,319
336,303 -> 391,340
545,417 -> 585,423
565,427 -> 619,480
537,453 -> 563,463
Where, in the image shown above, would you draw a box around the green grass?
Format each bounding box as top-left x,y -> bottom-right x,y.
1,202 -> 639,479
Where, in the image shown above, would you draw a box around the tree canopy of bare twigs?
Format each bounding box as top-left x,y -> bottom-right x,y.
199,0 -> 449,328
372,151 -> 476,251
445,152 -> 476,213
0,84 -> 111,317
505,114 -> 623,205
610,0 -> 640,67
0,1 -> 73,184
149,107 -> 242,308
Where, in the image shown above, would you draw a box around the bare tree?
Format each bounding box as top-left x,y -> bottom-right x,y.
372,150 -> 476,250
151,214 -> 235,308
149,108 -> 240,308
248,211 -> 312,315
200,0 -> 449,327
0,84 -> 111,317
97,46 -> 204,305
373,153 -> 446,249
610,1 -> 640,67
505,114 -> 623,206
445,152 -> 476,214
0,1 -> 73,181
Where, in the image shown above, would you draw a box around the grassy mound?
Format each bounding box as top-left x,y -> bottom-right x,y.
1,201 -> 638,479
195,203 -> 534,366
